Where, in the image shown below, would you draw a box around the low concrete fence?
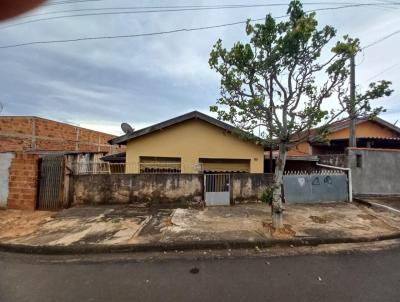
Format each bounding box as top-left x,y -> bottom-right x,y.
70,173 -> 274,206
231,173 -> 274,203
70,174 -> 204,206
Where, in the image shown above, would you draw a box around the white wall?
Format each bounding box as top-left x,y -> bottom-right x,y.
0,153 -> 14,207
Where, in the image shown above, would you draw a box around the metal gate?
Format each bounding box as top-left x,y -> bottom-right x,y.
204,174 -> 230,206
283,171 -> 349,203
37,156 -> 65,210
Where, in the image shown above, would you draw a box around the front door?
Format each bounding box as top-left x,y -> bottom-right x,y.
204,174 -> 230,206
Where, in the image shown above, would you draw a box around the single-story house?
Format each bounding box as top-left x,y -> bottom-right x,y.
109,111 -> 265,174
288,116 -> 400,157
274,116 -> 400,171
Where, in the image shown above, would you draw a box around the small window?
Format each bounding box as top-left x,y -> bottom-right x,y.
356,154 -> 362,168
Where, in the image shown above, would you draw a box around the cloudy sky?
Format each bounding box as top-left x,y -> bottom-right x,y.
0,0 -> 399,135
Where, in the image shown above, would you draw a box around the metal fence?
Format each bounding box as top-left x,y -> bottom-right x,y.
72,162 -> 184,175
37,156 -> 65,210
283,170 -> 349,203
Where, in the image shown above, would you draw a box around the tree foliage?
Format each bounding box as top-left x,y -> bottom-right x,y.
208,0 -> 393,228
338,79 -> 393,120
209,1 -> 358,145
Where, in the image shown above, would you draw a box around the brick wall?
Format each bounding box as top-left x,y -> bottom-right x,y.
7,153 -> 39,210
0,116 -> 124,154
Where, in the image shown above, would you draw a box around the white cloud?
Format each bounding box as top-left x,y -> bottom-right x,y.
0,0 -> 399,130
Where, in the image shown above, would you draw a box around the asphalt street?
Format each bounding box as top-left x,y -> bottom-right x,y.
1,244 -> 399,302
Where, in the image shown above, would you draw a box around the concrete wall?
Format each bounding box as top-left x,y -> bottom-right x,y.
0,153 -> 15,208
318,154 -> 347,167
231,173 -> 274,203
70,174 -> 204,206
126,119 -> 264,173
70,173 -> 275,206
348,148 -> 400,196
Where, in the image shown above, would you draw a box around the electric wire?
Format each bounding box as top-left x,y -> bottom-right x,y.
0,3 -> 397,49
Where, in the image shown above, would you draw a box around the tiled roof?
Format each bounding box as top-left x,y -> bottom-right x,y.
331,136 -> 400,142
290,117 -> 400,144
109,111 -> 262,146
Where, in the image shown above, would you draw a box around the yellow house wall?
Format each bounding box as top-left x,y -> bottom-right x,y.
125,119 -> 264,173
328,121 -> 398,139
288,120 -> 399,156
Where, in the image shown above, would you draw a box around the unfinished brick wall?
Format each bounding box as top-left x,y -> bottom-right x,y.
0,116 -> 124,154
7,153 -> 39,210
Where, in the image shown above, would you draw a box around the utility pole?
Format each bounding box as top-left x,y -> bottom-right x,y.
349,54 -> 357,148
269,75 -> 274,173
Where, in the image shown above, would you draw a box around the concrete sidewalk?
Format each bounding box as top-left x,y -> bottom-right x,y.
0,202 -> 399,254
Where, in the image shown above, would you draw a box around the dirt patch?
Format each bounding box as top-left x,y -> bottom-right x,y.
309,216 -> 328,224
358,214 -> 377,220
138,209 -> 174,236
0,210 -> 53,239
264,222 -> 296,238
309,214 -> 337,224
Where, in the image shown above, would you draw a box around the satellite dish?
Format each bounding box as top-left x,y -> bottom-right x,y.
121,122 -> 134,134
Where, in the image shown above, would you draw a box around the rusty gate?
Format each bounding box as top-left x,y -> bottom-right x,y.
37,156 -> 65,210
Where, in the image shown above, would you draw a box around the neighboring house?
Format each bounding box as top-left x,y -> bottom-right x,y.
109,111 -> 264,173
282,117 -> 400,171
288,117 -> 400,157
0,116 -> 124,210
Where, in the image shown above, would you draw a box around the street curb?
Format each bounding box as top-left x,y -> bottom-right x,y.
1,232 -> 400,255
354,198 -> 400,214
353,198 -> 373,207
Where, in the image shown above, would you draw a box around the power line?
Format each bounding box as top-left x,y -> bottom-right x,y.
0,4 -> 325,30
39,0 -> 377,7
372,0 -> 400,10
21,2 -> 365,19
365,62 -> 400,81
3,2 -> 391,31
0,19 -> 254,49
363,28 -> 400,49
355,49 -> 366,66
44,0 -> 105,6
0,4 -> 398,49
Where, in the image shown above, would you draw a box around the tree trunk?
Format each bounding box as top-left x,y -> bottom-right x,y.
272,142 -> 287,229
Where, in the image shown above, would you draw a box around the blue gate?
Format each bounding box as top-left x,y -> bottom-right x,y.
283,171 -> 349,203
